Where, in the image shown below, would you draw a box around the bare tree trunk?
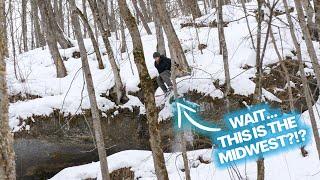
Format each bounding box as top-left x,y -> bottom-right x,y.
138,0 -> 151,22
44,0 -> 72,49
96,0 -> 110,34
241,0 -> 255,49
155,0 -> 190,75
118,1 -> 169,179
269,28 -> 294,112
22,0 -> 28,51
31,0 -> 45,48
254,0 -> 263,102
0,5 -> 16,177
0,0 -> 8,56
315,0 -> 320,41
217,0 -> 231,108
109,0 -> 116,33
255,1 -> 264,179
177,0 -> 188,16
301,0 -> 316,38
167,42 -> 191,180
38,0 -> 67,78
284,0 -> 320,160
70,1 -> 111,180
74,7 -> 104,69
294,0 -> 320,89
132,0 -> 152,35
82,0 -> 88,38
88,0 -> 126,104
184,0 -> 202,18
58,0 -> 64,31
150,0 -> 166,55
120,17 -> 127,53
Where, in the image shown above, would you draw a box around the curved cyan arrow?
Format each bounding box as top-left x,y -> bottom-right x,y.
176,102 -> 221,132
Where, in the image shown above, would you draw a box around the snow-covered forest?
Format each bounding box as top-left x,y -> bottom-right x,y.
0,0 -> 320,179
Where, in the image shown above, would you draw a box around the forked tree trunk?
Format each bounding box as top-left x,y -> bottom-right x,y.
0,7 -> 16,177
155,0 -> 190,75
284,0 -> 320,160
74,7 -> 104,69
43,0 -> 72,49
118,1 -> 169,179
150,0 -> 166,55
132,0 -> 152,35
70,1 -> 111,180
88,0 -> 126,104
38,0 -> 67,78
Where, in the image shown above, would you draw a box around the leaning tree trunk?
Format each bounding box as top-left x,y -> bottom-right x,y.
38,0 -> 67,78
0,5 -> 16,178
118,1 -> 169,179
88,0 -> 126,104
155,0 -> 190,75
74,7 -> 104,69
150,0 -> 166,56
70,1 -> 111,180
138,0 -> 151,22
294,0 -> 320,89
44,0 -> 72,49
284,0 -> 320,160
132,0 -> 152,35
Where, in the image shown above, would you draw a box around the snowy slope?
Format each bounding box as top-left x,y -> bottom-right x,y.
7,0 -> 320,179
5,2 -> 298,132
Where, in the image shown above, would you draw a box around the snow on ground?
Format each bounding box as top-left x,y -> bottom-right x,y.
50,140 -> 320,180
6,1 -> 304,131
6,0 -> 320,179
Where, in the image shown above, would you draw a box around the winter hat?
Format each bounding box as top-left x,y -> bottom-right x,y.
153,52 -> 161,58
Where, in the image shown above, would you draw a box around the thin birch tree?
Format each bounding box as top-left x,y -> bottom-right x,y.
69,0 -> 111,179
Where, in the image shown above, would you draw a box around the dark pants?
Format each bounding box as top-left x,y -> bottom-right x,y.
156,70 -> 173,93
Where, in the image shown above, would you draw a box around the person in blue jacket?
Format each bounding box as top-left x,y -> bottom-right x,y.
153,52 -> 173,93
